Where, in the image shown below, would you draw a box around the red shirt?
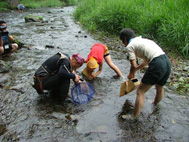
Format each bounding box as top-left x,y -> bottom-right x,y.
86,43 -> 106,65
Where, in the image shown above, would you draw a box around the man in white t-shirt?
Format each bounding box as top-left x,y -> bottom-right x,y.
120,28 -> 171,118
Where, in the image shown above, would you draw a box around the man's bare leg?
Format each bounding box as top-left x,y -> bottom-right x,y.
134,82 -> 152,117
153,84 -> 164,105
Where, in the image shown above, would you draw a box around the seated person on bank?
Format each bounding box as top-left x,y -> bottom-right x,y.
0,21 -> 18,60
82,43 -> 122,80
32,52 -> 85,102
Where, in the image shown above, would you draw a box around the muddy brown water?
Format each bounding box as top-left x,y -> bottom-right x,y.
0,7 -> 189,142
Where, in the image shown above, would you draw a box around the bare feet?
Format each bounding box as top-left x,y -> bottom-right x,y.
121,114 -> 137,120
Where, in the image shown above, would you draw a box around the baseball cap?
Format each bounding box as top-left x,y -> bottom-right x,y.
87,57 -> 98,70
82,57 -> 98,79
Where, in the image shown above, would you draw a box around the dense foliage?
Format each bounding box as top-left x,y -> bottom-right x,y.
74,0 -> 189,58
20,0 -> 77,8
0,1 -> 7,11
0,0 -> 77,10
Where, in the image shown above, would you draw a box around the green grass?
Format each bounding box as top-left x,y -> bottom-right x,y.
74,0 -> 189,58
21,0 -> 77,8
0,1 -> 7,11
0,0 -> 77,10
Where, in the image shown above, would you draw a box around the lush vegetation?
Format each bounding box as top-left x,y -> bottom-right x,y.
0,1 -> 7,11
0,0 -> 77,10
74,0 -> 189,58
20,0 -> 77,8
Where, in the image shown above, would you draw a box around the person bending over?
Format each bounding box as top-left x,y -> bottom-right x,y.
32,52 -> 84,103
17,4 -> 24,13
82,43 -> 122,80
120,28 -> 171,118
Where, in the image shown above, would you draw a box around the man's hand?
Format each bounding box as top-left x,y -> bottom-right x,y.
74,74 -> 80,84
127,73 -> 135,79
128,59 -> 137,79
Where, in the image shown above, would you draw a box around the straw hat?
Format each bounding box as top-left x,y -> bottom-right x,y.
82,57 -> 98,79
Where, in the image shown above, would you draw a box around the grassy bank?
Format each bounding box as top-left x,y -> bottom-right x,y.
74,0 -> 189,58
0,1 -> 7,11
0,0 -> 77,10
21,0 -> 77,8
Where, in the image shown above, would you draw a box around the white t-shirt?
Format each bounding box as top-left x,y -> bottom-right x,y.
126,37 -> 165,63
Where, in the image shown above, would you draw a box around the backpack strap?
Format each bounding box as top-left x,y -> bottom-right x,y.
57,52 -> 72,73
57,52 -> 69,64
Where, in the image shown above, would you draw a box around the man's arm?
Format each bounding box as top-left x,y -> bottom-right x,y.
136,60 -> 148,70
127,59 -> 137,79
59,64 -> 76,80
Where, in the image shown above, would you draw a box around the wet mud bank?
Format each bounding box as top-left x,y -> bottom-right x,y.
0,7 -> 189,142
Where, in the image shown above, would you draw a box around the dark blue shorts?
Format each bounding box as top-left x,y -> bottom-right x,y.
142,54 -> 171,86
3,44 -> 12,55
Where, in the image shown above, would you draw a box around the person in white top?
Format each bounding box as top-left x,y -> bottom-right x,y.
120,28 -> 171,118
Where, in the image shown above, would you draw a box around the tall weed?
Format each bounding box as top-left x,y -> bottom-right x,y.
20,0 -> 77,8
74,0 -> 189,58
21,0 -> 64,8
0,1 -> 7,11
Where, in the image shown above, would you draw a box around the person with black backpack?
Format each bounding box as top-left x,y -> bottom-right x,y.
32,52 -> 84,103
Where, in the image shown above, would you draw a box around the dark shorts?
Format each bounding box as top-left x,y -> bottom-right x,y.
2,44 -> 12,55
142,54 -> 171,86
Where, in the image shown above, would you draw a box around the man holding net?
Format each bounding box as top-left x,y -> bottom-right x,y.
32,52 -> 84,103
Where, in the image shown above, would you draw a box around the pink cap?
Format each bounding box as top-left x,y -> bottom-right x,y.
72,53 -> 84,66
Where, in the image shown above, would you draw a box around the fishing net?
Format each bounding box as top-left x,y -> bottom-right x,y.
71,81 -> 95,104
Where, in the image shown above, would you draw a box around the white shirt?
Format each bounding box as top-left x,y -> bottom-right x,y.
126,37 -> 165,63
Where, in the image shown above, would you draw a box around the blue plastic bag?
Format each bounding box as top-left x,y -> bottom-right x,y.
71,81 -> 95,104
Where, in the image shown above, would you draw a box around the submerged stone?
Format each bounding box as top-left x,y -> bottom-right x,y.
24,15 -> 43,23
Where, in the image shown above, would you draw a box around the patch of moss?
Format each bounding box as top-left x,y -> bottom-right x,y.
24,15 -> 43,20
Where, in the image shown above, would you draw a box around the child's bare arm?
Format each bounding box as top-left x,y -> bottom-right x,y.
0,36 -> 3,46
93,63 -> 102,78
8,35 -> 15,42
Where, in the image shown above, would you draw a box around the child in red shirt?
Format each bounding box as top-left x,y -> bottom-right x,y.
82,43 -> 122,80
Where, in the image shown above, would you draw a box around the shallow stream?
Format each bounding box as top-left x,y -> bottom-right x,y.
0,7 -> 188,142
